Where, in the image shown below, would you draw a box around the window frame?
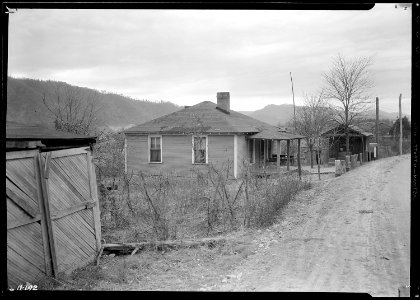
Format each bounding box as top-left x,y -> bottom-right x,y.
148,135 -> 163,163
192,135 -> 208,165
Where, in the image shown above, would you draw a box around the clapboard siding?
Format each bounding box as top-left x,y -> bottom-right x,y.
126,134 -> 235,176
236,135 -> 249,176
164,135 -> 193,166
208,135 -> 234,165
126,135 -> 191,174
126,135 -> 148,172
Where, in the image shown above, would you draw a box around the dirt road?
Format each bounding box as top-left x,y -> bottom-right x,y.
215,154 -> 411,296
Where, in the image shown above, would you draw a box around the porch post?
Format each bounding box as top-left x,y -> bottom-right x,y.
263,139 -> 266,168
287,139 -> 290,171
277,140 -> 280,170
253,139 -> 256,163
361,136 -> 363,163
297,138 -> 301,180
327,137 -> 330,160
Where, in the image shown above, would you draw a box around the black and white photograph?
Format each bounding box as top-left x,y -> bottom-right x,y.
4,2 -> 414,296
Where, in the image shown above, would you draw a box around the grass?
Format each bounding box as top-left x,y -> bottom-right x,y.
38,230 -> 257,291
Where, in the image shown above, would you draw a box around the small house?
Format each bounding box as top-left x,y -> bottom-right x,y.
124,92 -> 305,178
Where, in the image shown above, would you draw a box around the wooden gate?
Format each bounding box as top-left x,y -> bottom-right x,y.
6,150 -> 51,287
43,148 -> 101,274
6,147 -> 101,288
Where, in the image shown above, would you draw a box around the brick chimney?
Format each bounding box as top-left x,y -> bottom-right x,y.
216,92 -> 230,114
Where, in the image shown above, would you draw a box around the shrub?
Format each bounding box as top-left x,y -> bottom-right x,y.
99,162 -> 311,242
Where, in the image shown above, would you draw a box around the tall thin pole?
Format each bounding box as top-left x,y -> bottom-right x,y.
297,139 -> 301,180
376,97 -> 379,143
376,97 -> 379,159
290,72 -> 296,132
399,94 -> 402,155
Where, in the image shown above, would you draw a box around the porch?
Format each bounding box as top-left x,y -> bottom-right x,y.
246,129 -> 305,178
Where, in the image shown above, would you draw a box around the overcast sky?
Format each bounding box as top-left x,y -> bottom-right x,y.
8,4 -> 412,114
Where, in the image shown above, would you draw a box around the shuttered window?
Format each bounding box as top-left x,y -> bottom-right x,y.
149,136 -> 162,163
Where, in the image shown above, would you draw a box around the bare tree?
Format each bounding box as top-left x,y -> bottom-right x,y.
42,82 -> 102,135
322,54 -> 373,155
294,91 -> 331,176
94,129 -> 125,182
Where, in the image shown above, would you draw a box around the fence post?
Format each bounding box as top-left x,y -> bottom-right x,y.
345,155 -> 351,171
341,160 -> 346,173
350,155 -> 356,169
87,151 -> 102,252
359,152 -> 363,165
335,160 -> 342,177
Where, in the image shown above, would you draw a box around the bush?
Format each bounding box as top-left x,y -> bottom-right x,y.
380,138 -> 411,157
243,173 -> 310,228
98,162 -> 311,242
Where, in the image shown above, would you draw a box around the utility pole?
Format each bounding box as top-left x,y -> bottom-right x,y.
290,72 -> 297,166
376,97 -> 379,159
290,72 -> 296,133
399,94 -> 402,155
376,97 -> 379,143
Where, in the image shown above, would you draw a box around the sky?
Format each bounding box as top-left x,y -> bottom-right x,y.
8,3 -> 412,114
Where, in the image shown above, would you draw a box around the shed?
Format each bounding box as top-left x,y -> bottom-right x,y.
6,122 -> 101,288
321,124 -> 374,161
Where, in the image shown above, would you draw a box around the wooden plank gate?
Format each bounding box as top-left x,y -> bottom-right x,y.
6,147 -> 101,288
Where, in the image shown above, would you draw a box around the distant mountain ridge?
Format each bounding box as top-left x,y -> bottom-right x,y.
239,104 -> 410,126
7,77 -> 410,132
6,77 -> 181,131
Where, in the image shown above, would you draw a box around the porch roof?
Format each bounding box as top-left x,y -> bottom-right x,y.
248,128 -> 305,140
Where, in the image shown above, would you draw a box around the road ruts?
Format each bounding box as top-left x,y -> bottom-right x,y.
215,155 -> 410,296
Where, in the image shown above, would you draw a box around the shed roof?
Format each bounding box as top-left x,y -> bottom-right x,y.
125,101 -> 303,140
321,124 -> 373,137
6,121 -> 96,141
6,122 -> 96,150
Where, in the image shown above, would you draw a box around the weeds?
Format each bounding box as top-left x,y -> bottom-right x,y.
99,161 -> 311,243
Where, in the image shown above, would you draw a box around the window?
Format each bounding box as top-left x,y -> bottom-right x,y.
193,136 -> 207,164
149,136 -> 162,163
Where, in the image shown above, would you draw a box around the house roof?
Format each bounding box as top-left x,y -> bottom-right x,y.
6,121 -> 96,141
125,101 -> 304,140
321,124 -> 373,137
125,101 -> 286,135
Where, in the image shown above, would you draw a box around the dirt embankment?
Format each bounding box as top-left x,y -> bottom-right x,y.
214,154 -> 411,296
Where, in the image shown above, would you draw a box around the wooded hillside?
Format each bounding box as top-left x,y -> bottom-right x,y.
7,77 -> 409,130
6,77 -> 180,130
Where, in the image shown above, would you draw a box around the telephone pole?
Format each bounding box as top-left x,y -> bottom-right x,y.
376,97 -> 379,159
290,72 -> 296,132
399,94 -> 402,155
